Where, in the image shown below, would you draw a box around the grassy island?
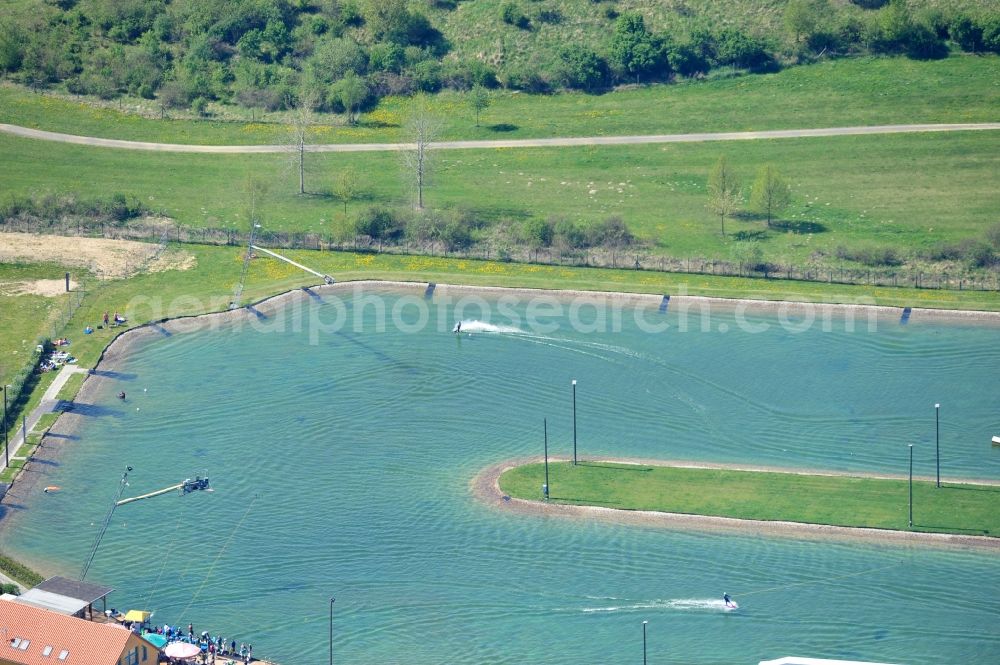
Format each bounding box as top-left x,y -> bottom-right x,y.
498,461 -> 1000,537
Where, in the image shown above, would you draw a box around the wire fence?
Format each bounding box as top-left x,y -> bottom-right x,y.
4,218 -> 999,292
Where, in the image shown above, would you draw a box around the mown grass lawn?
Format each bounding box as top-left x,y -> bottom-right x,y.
3,129 -> 998,269
499,462 -> 1000,536
0,263 -> 74,387
1,56 -> 997,144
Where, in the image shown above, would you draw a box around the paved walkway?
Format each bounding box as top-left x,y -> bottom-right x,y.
1,365 -> 88,476
1,122 -> 998,153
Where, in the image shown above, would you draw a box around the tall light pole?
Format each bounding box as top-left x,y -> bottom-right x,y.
935,403 -> 940,488
543,418 -> 549,500
572,379 -> 577,466
330,596 -> 336,665
642,620 -> 648,665
908,444 -> 914,528
2,384 -> 8,469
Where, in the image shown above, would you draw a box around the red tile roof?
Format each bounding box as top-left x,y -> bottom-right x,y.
0,599 -> 139,665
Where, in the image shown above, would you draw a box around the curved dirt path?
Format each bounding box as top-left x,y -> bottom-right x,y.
472,456 -> 1000,550
1,122 -> 999,153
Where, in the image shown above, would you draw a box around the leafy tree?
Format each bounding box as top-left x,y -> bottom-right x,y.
950,14 -> 984,52
707,155 -> 741,237
441,216 -> 474,252
784,0 -> 828,45
332,71 -> 368,123
355,206 -> 402,251
555,45 -> 610,92
364,0 -> 409,41
334,169 -> 358,216
610,12 -> 663,83
553,217 -> 587,251
589,216 -> 634,267
520,218 -> 554,250
468,84 -> 489,127
0,21 -> 25,73
369,42 -> 405,72
308,38 -> 369,84
666,41 -> 709,77
983,17 -> 1000,53
750,164 -> 791,228
713,29 -> 770,70
732,240 -> 764,275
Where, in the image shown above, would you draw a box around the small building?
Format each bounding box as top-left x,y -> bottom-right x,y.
0,599 -> 158,665
17,576 -> 114,621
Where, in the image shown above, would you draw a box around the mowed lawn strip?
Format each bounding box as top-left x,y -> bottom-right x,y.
498,462 -> 1000,536
3,130 -> 999,268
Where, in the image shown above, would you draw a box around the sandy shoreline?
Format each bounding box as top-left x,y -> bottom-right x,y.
4,279 -> 999,552
471,457 -> 1000,551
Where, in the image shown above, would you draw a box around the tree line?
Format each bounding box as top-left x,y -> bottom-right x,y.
0,1 -> 996,116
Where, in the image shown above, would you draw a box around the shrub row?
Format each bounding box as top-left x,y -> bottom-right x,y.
0,553 -> 44,588
0,193 -> 148,226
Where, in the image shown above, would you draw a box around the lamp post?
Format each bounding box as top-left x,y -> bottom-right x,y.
908,444 -> 914,528
3,385 -> 8,469
329,597 -> 335,665
642,620 -> 648,665
935,403 -> 940,488
572,379 -> 577,466
543,418 -> 549,500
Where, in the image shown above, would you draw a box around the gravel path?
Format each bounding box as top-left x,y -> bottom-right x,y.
2,122 -> 998,153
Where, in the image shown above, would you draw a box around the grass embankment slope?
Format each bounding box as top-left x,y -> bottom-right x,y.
4,240 -> 998,389
1,56 -> 997,144
499,462 -> 1000,537
3,129 -> 999,269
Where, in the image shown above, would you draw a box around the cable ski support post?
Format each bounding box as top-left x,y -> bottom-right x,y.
230,223 -> 261,310
80,465 -> 132,581
250,244 -> 335,284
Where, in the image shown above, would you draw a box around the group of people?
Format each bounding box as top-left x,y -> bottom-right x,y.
152,624 -> 256,664
85,311 -> 128,335
39,346 -> 77,372
103,310 -> 127,327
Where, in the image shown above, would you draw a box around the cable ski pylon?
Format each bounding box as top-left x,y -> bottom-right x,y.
80,465 -> 132,581
230,222 -> 260,310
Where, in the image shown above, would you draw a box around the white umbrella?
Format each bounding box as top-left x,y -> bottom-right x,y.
163,642 -> 201,659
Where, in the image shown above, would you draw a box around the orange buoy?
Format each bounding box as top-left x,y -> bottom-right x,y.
43,486 -> 61,493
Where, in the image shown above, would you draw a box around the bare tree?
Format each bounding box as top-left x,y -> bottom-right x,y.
402,97 -> 443,210
708,155 -> 742,237
288,92 -> 318,195
750,163 -> 791,228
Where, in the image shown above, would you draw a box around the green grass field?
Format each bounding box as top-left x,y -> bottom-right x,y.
3,128 -> 998,269
499,461 -> 1000,536
1,56 -> 997,144
0,263 -> 73,383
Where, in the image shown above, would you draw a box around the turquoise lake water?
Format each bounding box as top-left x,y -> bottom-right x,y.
3,287 -> 999,664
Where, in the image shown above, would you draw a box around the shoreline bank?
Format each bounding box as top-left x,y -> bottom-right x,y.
471,457 -> 1000,551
